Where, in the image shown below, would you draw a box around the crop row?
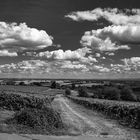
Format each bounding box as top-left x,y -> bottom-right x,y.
0,85 -> 49,95
67,96 -> 140,129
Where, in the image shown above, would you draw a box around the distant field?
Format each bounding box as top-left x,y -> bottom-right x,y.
0,85 -> 64,97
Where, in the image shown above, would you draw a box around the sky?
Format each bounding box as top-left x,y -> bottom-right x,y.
0,0 -> 140,79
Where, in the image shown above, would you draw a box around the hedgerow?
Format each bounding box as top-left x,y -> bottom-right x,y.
0,92 -> 51,111
0,91 -> 64,134
68,96 -> 140,129
6,107 -> 64,133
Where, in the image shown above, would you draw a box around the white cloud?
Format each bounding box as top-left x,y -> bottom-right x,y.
66,8 -> 140,25
0,60 -> 50,74
35,47 -> 97,64
0,22 -> 53,53
80,25 -> 134,52
122,57 -> 140,67
61,61 -> 89,72
111,57 -> 140,73
95,53 -> 101,57
91,65 -> 110,72
37,47 -> 90,59
0,50 -> 17,57
81,24 -> 140,52
105,52 -> 115,56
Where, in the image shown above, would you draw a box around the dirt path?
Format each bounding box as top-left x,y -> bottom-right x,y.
53,95 -> 140,140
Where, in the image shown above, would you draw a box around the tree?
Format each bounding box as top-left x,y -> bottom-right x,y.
65,88 -> 71,96
78,87 -> 89,97
120,86 -> 137,101
50,81 -> 57,89
103,87 -> 121,100
71,83 -> 75,90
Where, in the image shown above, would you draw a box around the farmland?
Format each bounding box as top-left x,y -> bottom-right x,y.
0,81 -> 140,140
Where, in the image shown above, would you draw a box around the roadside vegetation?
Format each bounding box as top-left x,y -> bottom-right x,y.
65,88 -> 71,96
76,84 -> 138,102
67,83 -> 140,130
68,96 -> 140,129
0,90 -> 65,135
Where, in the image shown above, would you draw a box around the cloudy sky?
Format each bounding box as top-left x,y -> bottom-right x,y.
0,0 -> 140,79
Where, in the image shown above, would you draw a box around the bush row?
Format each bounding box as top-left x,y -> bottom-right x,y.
0,91 -> 64,133
77,86 -> 137,101
67,96 -> 140,129
0,91 -> 52,111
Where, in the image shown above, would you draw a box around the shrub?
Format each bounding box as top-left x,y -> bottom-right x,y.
78,87 -> 89,97
7,107 -> 63,131
71,83 -> 75,90
103,87 -> 121,100
120,86 -> 137,101
65,88 -> 71,96
50,81 -> 57,89
0,92 -> 51,111
95,88 -> 104,99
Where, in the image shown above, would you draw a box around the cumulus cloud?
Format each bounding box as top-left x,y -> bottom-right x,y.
0,58 -> 111,75
95,53 -> 101,57
111,57 -> 140,73
61,61 -> 89,72
122,57 -> 140,67
0,60 -> 89,74
66,8 -> 140,25
35,47 -> 97,64
105,52 -> 115,56
0,22 -> 53,54
0,60 -> 50,74
37,47 -> 90,59
80,25 -> 137,52
85,64 -> 110,73
0,50 -> 17,57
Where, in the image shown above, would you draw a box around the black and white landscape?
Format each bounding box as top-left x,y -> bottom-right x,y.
0,0 -> 140,140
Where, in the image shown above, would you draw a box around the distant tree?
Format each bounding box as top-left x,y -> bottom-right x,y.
65,88 -> 71,96
120,86 -> 137,101
6,80 -> 15,85
78,86 -> 89,97
71,83 -> 75,90
19,82 -> 25,86
103,87 -> 121,100
32,82 -> 42,86
50,81 -> 57,89
95,88 -> 104,99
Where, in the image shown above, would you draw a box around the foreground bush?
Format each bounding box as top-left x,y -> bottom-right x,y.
0,92 -> 51,111
1,92 -> 65,134
7,107 -> 63,132
68,96 -> 140,129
